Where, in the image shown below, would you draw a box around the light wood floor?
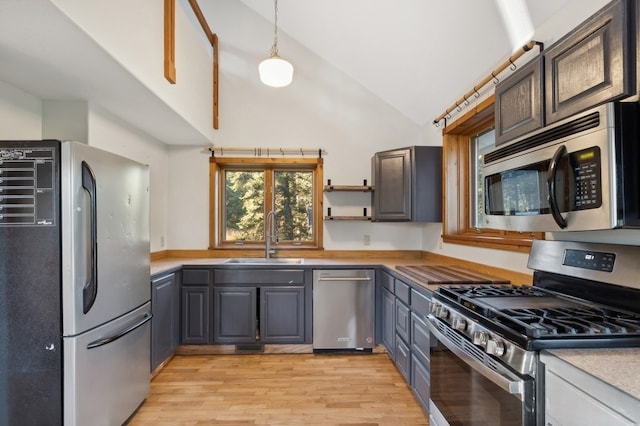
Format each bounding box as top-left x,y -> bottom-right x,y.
127,353 -> 429,425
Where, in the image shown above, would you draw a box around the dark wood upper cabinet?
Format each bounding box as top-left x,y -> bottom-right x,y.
495,56 -> 544,145
544,0 -> 635,125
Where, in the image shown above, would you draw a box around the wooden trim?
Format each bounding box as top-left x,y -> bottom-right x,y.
150,250 -> 169,261
163,0 -> 176,83
186,0 -> 219,129
212,34 -> 219,129
441,95 -> 543,253
433,40 -> 543,126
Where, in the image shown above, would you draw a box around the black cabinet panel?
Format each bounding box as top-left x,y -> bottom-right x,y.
182,269 -> 211,285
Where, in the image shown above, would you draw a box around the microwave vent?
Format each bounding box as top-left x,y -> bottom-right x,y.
485,111 -> 600,164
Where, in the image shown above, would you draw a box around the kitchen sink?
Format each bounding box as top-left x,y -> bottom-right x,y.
223,258 -> 304,265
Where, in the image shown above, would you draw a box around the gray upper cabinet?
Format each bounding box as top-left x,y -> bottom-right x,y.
495,56 -> 544,145
372,146 -> 442,222
544,0 -> 634,125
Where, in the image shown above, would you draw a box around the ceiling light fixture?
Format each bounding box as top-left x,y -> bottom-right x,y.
258,0 -> 293,87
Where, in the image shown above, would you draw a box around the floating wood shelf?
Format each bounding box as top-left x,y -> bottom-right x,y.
323,185 -> 373,192
324,216 -> 372,221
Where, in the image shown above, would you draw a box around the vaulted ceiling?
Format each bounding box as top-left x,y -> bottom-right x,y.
224,0 -> 571,127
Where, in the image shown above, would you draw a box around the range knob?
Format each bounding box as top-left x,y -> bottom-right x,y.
436,306 -> 449,320
452,317 -> 467,331
472,331 -> 489,347
430,302 -> 440,315
486,339 -> 506,357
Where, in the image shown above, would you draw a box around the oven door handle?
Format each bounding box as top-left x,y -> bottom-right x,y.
428,319 -> 525,400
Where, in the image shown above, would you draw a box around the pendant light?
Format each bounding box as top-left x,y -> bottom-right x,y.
258,0 -> 294,87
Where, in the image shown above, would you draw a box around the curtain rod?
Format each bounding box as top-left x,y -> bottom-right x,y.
433,40 -> 544,127
208,147 -> 327,157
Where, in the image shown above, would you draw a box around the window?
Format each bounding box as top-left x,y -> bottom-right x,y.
441,95 -> 543,252
209,157 -> 323,250
470,127 -> 495,229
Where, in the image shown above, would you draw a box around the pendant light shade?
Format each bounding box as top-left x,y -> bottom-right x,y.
259,0 -> 293,87
259,55 -> 294,87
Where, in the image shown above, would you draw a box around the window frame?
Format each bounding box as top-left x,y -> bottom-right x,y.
441,95 -> 544,253
209,156 -> 324,250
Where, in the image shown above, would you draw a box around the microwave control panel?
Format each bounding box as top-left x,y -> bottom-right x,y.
570,147 -> 601,210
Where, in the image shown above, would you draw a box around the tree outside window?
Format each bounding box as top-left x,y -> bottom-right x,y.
210,157 -> 323,250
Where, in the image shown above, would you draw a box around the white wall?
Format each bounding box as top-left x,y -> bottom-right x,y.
165,0 -> 438,250
0,81 -> 42,139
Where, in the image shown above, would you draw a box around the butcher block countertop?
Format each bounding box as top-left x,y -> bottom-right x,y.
395,265 -> 510,285
150,252 -> 532,290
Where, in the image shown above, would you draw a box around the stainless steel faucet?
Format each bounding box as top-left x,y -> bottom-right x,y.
265,210 -> 278,259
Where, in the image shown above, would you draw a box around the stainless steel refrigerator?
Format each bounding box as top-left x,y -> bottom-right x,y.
0,140 -> 151,425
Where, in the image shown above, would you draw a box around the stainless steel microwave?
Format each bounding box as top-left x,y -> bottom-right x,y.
482,102 -> 640,232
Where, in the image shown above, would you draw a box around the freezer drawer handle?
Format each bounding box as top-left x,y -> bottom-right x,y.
316,277 -> 372,281
86,312 -> 153,349
81,161 -> 98,314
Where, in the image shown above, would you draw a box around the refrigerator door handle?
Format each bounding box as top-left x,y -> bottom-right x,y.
86,312 -> 153,349
81,161 -> 98,314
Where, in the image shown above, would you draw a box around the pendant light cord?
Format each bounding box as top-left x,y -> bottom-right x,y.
270,0 -> 280,56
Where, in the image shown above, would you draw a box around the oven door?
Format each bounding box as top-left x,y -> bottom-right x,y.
428,318 -> 536,426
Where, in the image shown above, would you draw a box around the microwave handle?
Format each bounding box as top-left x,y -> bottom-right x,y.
547,145 -> 568,229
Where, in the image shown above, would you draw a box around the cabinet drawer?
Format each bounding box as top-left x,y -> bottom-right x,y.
380,270 -> 394,293
182,269 -> 212,285
411,355 -> 430,412
395,299 -> 410,344
410,289 -> 430,319
411,312 -> 430,366
395,279 -> 410,305
214,269 -> 305,285
395,334 -> 411,383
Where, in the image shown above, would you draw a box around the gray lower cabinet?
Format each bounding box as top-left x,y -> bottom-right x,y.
181,268 -> 213,345
260,286 -> 305,343
213,286 -> 257,343
212,268 -> 311,345
181,286 -> 211,344
151,272 -> 179,371
378,272 -> 432,415
381,287 -> 396,359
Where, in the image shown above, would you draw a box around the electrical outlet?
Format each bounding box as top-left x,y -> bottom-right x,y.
363,234 -> 371,246
160,235 -> 165,247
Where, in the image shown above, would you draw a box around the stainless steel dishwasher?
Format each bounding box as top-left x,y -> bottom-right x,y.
312,269 -> 375,351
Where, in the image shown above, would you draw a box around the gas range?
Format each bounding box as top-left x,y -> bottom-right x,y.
429,240 -> 640,376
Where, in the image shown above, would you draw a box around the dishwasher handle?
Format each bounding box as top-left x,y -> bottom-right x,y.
316,277 -> 372,281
